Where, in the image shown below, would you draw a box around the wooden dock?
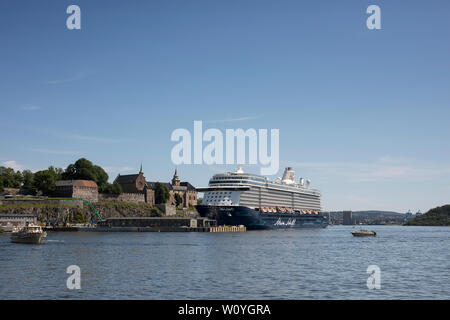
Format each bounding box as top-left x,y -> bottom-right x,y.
209,225 -> 246,232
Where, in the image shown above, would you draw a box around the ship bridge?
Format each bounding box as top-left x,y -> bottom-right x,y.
196,186 -> 251,192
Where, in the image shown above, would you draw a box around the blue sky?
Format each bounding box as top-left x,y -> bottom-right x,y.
1,0 -> 449,212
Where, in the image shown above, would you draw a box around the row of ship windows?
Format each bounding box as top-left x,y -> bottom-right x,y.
210,180 -> 256,185
241,191 -> 319,198
240,199 -> 320,205
207,191 -> 233,194
212,176 -> 265,182
204,191 -> 233,202
209,182 -> 319,195
240,194 -> 320,201
205,192 -> 233,197
240,195 -> 320,204
241,191 -> 320,200
206,196 -> 231,198
205,198 -> 234,204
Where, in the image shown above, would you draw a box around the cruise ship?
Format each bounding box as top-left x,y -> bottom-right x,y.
195,167 -> 327,230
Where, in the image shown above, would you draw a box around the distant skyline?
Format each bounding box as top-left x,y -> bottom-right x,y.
1,0 -> 449,212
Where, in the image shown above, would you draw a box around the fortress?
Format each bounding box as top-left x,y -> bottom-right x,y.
54,167 -> 197,208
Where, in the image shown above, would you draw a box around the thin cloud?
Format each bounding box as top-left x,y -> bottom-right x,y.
103,166 -> 136,172
283,157 -> 450,182
26,148 -> 86,156
67,133 -> 125,143
103,166 -> 137,178
339,194 -> 380,210
44,70 -> 92,85
1,160 -> 25,171
32,127 -> 126,144
21,105 -> 41,111
206,114 -> 264,123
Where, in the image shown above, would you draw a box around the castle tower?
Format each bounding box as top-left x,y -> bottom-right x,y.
172,168 -> 180,186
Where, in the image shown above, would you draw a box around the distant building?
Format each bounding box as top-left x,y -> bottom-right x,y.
415,210 -> 422,217
113,167 -> 155,205
405,210 -> 413,220
170,169 -> 197,208
54,180 -> 98,202
113,167 -> 196,207
0,188 -> 20,196
343,211 -> 354,225
0,214 -> 37,231
114,171 -> 146,193
147,169 -> 197,208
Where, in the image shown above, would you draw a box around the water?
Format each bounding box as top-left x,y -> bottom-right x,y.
0,226 -> 449,299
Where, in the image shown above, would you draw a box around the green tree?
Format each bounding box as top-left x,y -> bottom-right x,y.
101,181 -> 123,195
52,166 -> 64,177
22,170 -> 35,193
0,176 -> 4,192
33,167 -> 61,195
0,167 -> 22,188
62,158 -> 109,190
174,193 -> 183,207
406,205 -> 450,226
154,182 -> 170,204
14,171 -> 23,188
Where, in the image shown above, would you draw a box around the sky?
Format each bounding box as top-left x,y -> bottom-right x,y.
1,0 -> 449,212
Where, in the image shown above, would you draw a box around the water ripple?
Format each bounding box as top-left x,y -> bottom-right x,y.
0,226 -> 449,299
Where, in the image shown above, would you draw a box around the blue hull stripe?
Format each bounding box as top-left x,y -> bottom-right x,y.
196,205 -> 328,230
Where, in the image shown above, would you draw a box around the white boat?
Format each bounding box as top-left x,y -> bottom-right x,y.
351,229 -> 376,237
196,167 -> 327,229
11,223 -> 47,244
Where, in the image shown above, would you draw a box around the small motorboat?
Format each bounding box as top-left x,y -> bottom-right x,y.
351,229 -> 376,237
11,222 -> 47,244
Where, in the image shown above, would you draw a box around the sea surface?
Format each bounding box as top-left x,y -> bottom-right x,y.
0,225 -> 449,299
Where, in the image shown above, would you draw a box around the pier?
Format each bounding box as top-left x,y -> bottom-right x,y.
44,225 -> 246,232
43,216 -> 246,232
87,225 -> 246,232
209,225 -> 246,232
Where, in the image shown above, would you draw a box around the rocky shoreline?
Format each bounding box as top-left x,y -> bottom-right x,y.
0,200 -> 164,224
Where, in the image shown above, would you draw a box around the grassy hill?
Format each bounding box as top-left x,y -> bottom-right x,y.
326,210 -> 403,219
352,210 -> 403,218
405,205 -> 450,226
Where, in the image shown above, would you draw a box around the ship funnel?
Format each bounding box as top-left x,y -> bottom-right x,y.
282,167 -> 295,184
234,165 -> 244,174
305,179 -> 311,188
299,178 -> 305,186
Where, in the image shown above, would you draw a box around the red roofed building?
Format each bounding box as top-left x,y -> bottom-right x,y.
54,180 -> 99,202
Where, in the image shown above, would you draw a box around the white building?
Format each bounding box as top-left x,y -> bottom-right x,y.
0,214 -> 37,231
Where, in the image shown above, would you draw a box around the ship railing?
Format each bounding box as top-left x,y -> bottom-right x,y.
209,182 -> 321,195
259,207 -> 319,214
